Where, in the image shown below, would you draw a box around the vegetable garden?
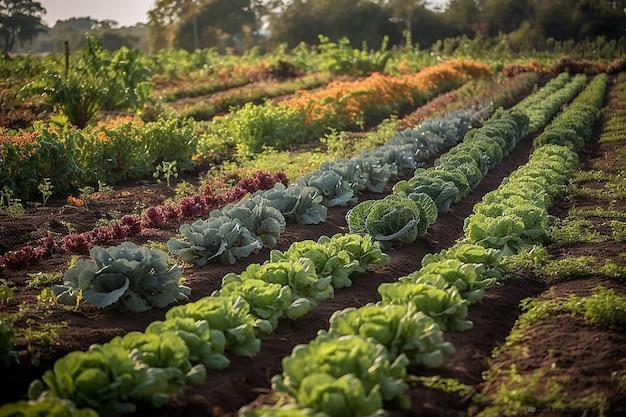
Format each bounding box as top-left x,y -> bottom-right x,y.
1,41 -> 625,417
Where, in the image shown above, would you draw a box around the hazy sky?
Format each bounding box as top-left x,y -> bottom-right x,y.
38,0 -> 449,28
39,0 -> 156,27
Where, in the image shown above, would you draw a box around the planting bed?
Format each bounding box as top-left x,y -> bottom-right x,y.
1,81 -> 625,417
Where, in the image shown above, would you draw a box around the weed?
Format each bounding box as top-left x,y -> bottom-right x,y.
0,186 -> 24,218
610,220 -> 626,242
408,375 -> 473,397
0,279 -> 15,307
477,365 -> 607,417
561,286 -> 626,327
548,218 -> 606,244
37,178 -> 53,207
25,272 -> 63,289
153,160 -> 179,187
536,256 -> 598,278
95,210 -> 122,227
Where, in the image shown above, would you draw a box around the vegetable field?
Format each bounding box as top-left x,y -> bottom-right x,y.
1,48 -> 625,417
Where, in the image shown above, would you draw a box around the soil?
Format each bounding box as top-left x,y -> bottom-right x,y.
1,89 -> 625,417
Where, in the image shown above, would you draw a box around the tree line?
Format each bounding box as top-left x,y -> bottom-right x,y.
2,0 -> 625,54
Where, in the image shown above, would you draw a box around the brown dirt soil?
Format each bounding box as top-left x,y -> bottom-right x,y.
1,98 -> 625,417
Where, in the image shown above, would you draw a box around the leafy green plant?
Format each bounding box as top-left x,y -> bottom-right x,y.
324,303 -> 455,368
0,186 -> 24,218
37,178 -> 53,207
107,331 -> 206,397
18,37 -> 153,128
0,279 -> 15,306
167,216 -> 263,266
269,238 -> 359,290
271,334 -> 410,415
378,282 -> 472,332
145,317 -> 229,371
52,242 -> 190,312
213,277 -> 299,334
347,193 -> 438,249
400,258 -> 499,305
153,161 -> 178,187
226,257 -> 334,309
0,396 -> 98,417
253,183 -> 327,225
216,195 -> 286,247
165,295 -> 260,357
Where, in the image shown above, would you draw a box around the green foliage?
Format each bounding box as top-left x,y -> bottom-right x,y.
167,216 -> 263,266
53,242 -> 190,312
255,183 -> 327,225
271,334 -> 410,415
324,303 -> 455,368
548,218 -> 606,244
346,194 -> 438,250
296,169 -> 356,207
316,35 -> 391,76
561,286 -> 626,327
408,375 -> 472,397
31,344 -> 146,415
229,258 -> 333,308
270,238 -> 359,290
0,318 -> 18,367
401,258 -> 499,305
165,295 -> 261,357
18,37 -> 153,128
0,396 -> 98,417
153,161 -> 178,187
0,189 -> 24,217
316,233 -> 390,274
197,101 -> 311,155
216,195 -> 287,247
378,282 -> 472,332
37,178 -> 53,207
145,317 -> 230,371
0,279 -> 15,306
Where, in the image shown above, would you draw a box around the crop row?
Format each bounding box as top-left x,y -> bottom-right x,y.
237,73 -> 608,417
344,71 -> 590,250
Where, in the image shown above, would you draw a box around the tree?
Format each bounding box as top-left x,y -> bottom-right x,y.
269,0 -> 378,47
0,0 -> 46,53
479,0 -> 532,36
442,0 -> 482,36
386,0 -> 425,43
147,0 -> 262,51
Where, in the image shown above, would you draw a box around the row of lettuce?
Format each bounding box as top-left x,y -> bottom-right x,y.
0,71 -> 606,416
237,73 -> 608,417
0,60 -> 492,202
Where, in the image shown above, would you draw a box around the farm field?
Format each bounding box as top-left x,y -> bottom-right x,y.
1,56 -> 625,417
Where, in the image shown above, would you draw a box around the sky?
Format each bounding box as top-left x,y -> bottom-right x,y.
39,0 -> 156,27
38,0 -> 449,28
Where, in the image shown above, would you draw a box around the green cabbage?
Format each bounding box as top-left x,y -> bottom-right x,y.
167,216 -> 262,266
53,242 -> 190,312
